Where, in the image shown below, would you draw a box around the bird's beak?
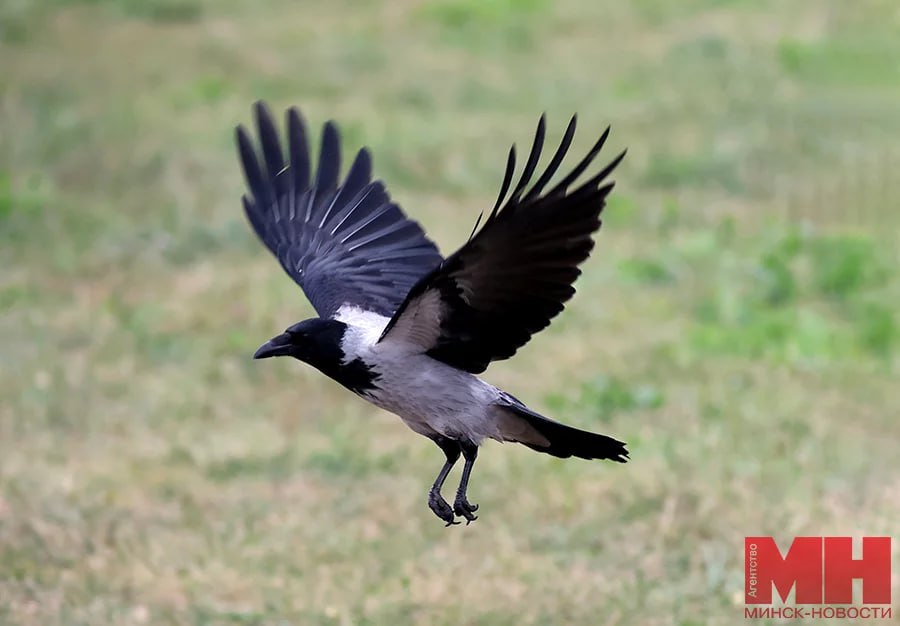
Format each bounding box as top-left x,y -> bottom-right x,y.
253,332 -> 293,359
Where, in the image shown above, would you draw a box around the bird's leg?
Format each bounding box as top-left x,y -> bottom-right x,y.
453,441 -> 479,524
427,436 -> 461,526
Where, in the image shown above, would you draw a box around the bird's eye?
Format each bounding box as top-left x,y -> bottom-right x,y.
289,329 -> 307,341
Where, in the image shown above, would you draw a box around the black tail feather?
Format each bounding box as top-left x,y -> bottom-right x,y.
504,402 -> 629,462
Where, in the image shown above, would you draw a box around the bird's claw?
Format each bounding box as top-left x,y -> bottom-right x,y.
428,490 -> 458,526
453,494 -> 479,524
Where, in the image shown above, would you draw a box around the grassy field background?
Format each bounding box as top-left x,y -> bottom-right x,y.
2,0 -> 899,624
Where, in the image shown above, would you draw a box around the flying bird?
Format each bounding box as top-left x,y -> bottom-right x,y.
236,102 -> 628,525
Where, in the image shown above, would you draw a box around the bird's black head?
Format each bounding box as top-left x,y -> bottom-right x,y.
253,317 -> 380,395
253,318 -> 347,365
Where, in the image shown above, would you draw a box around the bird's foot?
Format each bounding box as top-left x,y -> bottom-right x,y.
428,490 -> 459,526
453,493 -> 479,524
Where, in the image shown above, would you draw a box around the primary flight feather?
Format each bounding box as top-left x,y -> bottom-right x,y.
237,102 -> 628,525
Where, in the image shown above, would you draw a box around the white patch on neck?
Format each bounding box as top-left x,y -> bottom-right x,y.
333,304 -> 391,362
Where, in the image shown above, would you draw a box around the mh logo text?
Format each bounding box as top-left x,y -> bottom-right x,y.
744,536 -> 893,620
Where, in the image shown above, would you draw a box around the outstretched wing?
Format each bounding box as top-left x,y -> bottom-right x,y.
237,102 -> 443,318
379,115 -> 625,373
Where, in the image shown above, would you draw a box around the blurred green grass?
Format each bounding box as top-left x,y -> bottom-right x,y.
1,0 -> 898,624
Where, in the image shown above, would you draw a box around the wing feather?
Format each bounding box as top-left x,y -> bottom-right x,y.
379,116 -> 626,373
237,102 -> 442,318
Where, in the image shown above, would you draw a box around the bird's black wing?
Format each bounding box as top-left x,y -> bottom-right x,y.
237,102 -> 443,318
378,115 -> 625,373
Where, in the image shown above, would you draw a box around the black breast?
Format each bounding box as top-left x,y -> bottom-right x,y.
326,357 -> 381,395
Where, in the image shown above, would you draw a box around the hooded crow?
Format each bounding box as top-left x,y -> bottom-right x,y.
237,102 -> 628,525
